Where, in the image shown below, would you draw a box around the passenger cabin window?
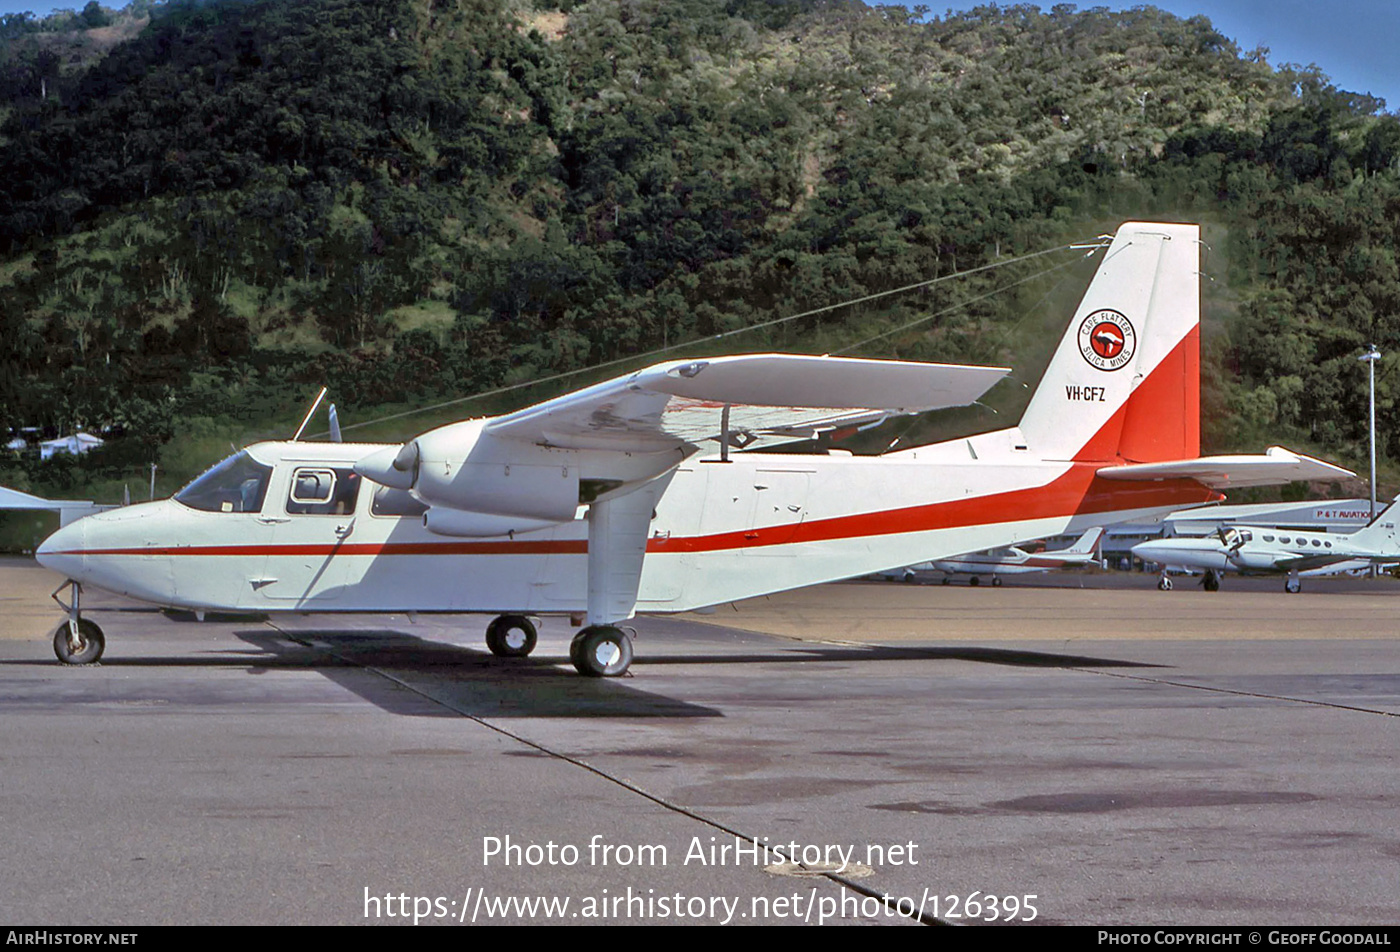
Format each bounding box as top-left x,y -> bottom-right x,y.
1263,535 -> 1275,542
175,451 -> 273,514
287,467 -> 361,515
370,486 -> 429,518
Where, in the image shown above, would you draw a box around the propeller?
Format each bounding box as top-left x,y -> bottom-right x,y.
354,440 -> 420,490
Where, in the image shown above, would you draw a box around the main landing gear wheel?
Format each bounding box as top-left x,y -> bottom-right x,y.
969,576 -> 980,586
991,576 -> 1003,587
1158,575 -> 1173,591
485,614 -> 538,658
1202,571 -> 1220,592
570,625 -> 634,677
53,619 -> 105,665
1285,577 -> 1302,594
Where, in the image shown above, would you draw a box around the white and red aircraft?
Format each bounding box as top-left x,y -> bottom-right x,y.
913,526 -> 1104,586
36,222 -> 1351,675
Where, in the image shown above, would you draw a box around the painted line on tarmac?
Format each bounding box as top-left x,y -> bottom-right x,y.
264,619 -> 952,927
1078,668 -> 1400,718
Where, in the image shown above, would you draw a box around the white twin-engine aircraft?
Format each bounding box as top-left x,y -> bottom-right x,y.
37,222 -> 1351,675
1132,497 -> 1400,594
919,526 -> 1104,586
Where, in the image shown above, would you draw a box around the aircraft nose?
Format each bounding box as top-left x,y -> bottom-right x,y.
36,519 -> 86,579
1130,542 -> 1168,563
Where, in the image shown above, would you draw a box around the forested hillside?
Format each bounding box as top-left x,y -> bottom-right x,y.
1,0 -> 1398,506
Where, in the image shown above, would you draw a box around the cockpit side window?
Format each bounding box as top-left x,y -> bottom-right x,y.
287,466 -> 361,515
175,451 -> 274,514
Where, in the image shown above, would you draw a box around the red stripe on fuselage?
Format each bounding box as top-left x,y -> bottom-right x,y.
55,471 -> 1214,560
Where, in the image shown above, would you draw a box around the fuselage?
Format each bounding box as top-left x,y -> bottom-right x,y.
38,434 -> 1214,616
1133,527 -> 1372,576
928,548 -> 1091,577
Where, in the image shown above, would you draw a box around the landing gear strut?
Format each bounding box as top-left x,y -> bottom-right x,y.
570,625 -> 634,677
51,580 -> 105,664
485,614 -> 538,657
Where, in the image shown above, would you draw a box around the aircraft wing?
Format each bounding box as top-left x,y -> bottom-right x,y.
1269,553 -> 1359,572
1096,446 -> 1353,489
485,354 -> 1010,451
0,486 -> 104,526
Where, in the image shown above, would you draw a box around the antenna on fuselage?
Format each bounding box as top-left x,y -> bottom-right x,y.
292,387 -> 329,442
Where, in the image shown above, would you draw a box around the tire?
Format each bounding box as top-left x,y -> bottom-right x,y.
53,619 -> 105,665
485,614 -> 537,658
1285,577 -> 1302,594
1203,573 -> 1220,592
991,576 -> 1003,587
969,576 -> 980,587
1158,576 -> 1173,591
571,625 -> 633,677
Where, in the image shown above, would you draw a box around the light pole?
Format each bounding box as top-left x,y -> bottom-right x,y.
1358,345 -> 1381,522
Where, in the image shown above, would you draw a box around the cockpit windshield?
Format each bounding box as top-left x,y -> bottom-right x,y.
174,451 -> 273,514
1219,528 -> 1252,548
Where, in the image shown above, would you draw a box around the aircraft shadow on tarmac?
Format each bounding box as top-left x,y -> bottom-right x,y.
634,644 -> 1165,669
233,628 -> 726,719
230,629 -> 1164,720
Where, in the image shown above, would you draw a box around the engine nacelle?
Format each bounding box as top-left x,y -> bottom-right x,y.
423,508 -> 570,538
1227,549 -> 1282,572
410,421 -> 580,522
356,418 -> 686,523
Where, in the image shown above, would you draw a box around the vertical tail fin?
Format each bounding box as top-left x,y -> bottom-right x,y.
1064,526 -> 1105,555
1341,497 -> 1400,554
1018,222 -> 1201,464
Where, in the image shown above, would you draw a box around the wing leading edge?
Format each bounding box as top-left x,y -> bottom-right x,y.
485,353 -> 1011,451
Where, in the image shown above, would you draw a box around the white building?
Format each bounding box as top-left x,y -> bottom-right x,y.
39,432 -> 104,461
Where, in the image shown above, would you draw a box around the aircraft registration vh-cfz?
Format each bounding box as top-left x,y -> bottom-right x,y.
36,222 -> 1351,676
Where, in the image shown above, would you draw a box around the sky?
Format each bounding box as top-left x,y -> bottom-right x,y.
0,1 -> 1396,112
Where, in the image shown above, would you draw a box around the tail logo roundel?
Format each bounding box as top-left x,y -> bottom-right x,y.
1077,309 -> 1136,371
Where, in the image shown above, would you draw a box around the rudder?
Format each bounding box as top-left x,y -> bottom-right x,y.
1018,222 -> 1201,464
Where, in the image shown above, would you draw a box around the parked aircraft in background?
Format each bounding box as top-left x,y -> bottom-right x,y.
1133,498 -> 1400,593
0,486 -> 104,527
916,527 -> 1104,585
36,223 -> 1351,676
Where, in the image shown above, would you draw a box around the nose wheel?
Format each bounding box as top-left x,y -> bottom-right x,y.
50,580 -> 105,664
570,625 -> 634,677
53,618 -> 105,665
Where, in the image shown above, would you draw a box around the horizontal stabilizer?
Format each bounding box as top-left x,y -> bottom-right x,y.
1096,446 -> 1353,489
488,353 -> 1009,451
